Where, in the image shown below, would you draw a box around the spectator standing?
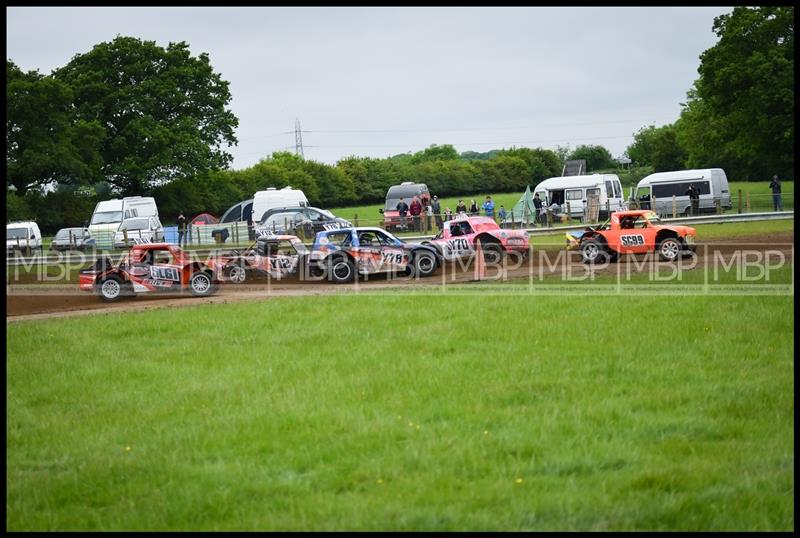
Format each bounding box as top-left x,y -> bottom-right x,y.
469,199 -> 479,216
432,195 -> 443,230
456,199 -> 467,214
533,193 -> 543,225
396,197 -> 409,230
686,184 -> 700,215
444,207 -> 453,222
409,196 -> 423,232
482,196 -> 495,220
497,205 -> 507,225
177,211 -> 187,246
769,175 -> 783,211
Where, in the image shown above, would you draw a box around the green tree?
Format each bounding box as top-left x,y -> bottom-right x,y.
568,144 -> 616,172
6,60 -> 104,195
678,6 -> 794,179
53,36 -> 239,194
627,124 -> 687,172
409,144 -> 459,164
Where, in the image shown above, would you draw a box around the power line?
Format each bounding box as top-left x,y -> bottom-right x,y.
301,134 -> 636,149
300,117 -> 672,134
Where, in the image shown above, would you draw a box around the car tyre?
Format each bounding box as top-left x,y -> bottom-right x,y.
482,242 -> 503,264
328,256 -> 355,284
97,275 -> 128,302
410,250 -> 437,278
658,237 -> 682,262
189,270 -> 216,296
225,263 -> 248,284
580,238 -> 609,264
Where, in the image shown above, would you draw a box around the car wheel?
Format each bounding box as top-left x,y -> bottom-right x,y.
482,242 -> 503,264
658,237 -> 682,262
189,271 -> 215,296
328,256 -> 355,284
226,264 -> 247,284
411,250 -> 437,278
580,238 -> 609,264
97,275 -> 126,302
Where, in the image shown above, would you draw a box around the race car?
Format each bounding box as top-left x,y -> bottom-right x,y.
566,210 -> 697,264
206,233 -> 307,284
423,215 -> 530,262
308,227 -> 440,283
79,243 -> 220,301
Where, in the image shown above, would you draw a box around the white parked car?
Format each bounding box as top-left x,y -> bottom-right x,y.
112,216 -> 164,248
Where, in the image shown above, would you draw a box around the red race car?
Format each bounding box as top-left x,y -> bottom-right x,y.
205,234 -> 308,284
424,215 -> 530,262
79,243 -> 220,301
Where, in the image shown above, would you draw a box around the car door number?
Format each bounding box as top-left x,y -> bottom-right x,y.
620,234 -> 645,247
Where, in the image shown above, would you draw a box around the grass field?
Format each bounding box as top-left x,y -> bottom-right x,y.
6,265 -> 794,530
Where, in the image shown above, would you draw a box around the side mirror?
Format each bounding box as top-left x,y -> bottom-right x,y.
378,209 -> 384,214
30,235 -> 36,240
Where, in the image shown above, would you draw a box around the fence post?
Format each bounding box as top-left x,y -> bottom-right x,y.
651,195 -> 657,216
123,229 -> 128,246
672,195 -> 677,218
738,190 -> 743,214
605,200 -> 610,218
715,198 -> 721,214
566,202 -> 572,223
546,208 -> 552,228
234,223 -> 239,244
745,192 -> 751,212
354,213 -> 359,227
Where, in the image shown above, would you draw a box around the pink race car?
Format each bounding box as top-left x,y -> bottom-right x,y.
423,215 -> 530,262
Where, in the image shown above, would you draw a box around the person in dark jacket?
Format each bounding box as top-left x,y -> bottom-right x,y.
432,195 -> 443,230
686,184 -> 700,215
533,193 -> 543,226
769,175 -> 783,211
456,200 -> 467,214
469,199 -> 479,216
177,212 -> 187,246
396,197 -> 409,231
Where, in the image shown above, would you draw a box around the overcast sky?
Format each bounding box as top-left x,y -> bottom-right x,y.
7,6 -> 732,169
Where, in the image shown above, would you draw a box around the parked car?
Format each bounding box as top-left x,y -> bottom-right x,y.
255,206 -> 352,238
79,243 -> 219,301
423,215 -> 529,263
51,227 -> 91,251
566,210 -> 697,263
309,227 -> 440,283
112,216 -> 164,248
7,221 -> 42,254
206,233 -> 308,284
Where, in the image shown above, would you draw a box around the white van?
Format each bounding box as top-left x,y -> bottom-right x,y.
251,187 -> 308,224
533,174 -> 625,220
7,221 -> 42,253
88,197 -> 159,247
634,168 -> 731,216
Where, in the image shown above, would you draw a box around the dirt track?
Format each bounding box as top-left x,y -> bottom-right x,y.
7,232 -> 794,321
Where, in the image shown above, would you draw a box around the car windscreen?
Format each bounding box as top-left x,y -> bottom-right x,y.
91,211 -> 123,225
119,219 -> 150,231
55,229 -> 79,239
7,228 -> 28,240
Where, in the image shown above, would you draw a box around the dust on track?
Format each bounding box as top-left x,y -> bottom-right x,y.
7,232 -> 793,321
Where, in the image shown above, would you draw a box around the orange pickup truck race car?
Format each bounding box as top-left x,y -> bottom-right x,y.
566,210 -> 697,263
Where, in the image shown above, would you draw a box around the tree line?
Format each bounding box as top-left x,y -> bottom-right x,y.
7,6 -> 793,232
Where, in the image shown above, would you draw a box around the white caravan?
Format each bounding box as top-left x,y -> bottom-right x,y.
533,174 -> 625,220
251,187 -> 309,224
634,168 -> 731,216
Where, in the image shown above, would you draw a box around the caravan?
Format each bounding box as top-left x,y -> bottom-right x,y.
533,174 -> 625,221
251,187 -> 309,224
634,168 -> 731,216
88,197 -> 159,248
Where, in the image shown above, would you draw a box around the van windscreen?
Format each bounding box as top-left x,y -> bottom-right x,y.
7,228 -> 28,240
91,211 -> 123,225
